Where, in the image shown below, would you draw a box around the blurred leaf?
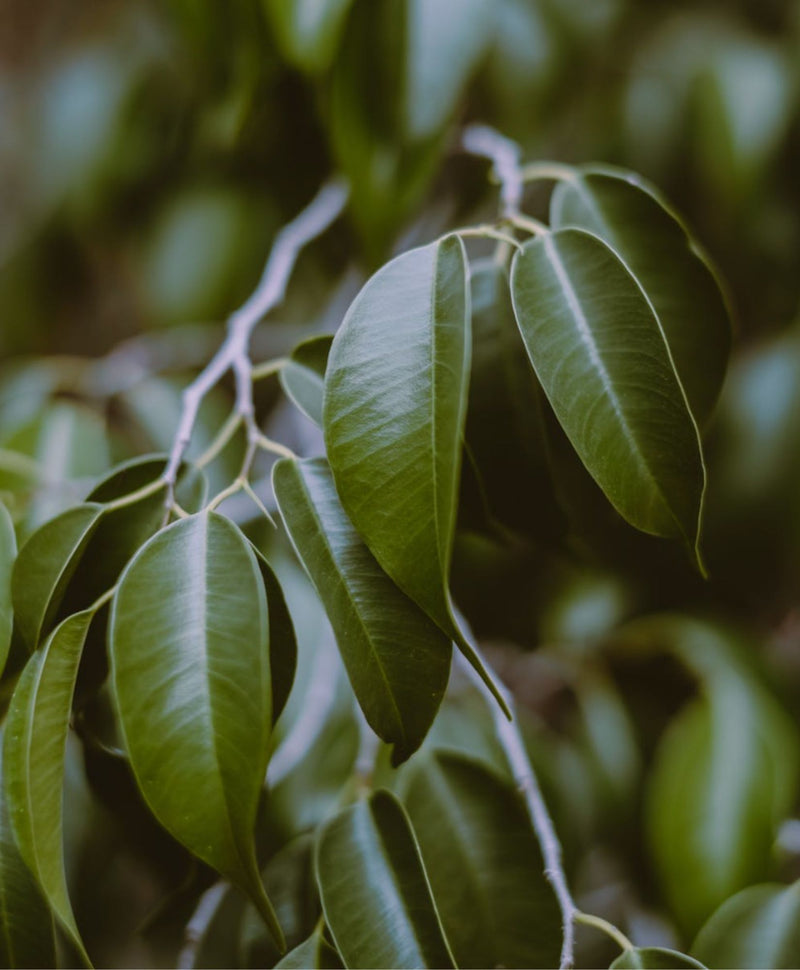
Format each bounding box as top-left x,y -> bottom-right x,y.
0,729 -> 58,969
646,673 -> 799,934
550,168 -> 731,425
324,237 -> 504,707
12,503 -> 103,649
0,502 -> 15,676
264,0 -> 354,73
403,751 -> 562,968
275,925 -> 343,969
692,881 -> 800,969
316,791 -> 455,968
279,335 -> 333,429
273,457 -> 450,764
3,609 -> 96,963
109,511 -> 283,948
611,947 -> 705,969
510,229 -> 705,558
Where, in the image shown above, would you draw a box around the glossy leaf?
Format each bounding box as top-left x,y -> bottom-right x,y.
611,947 -> 705,969
510,228 -> 705,556
276,926 -> 343,969
279,335 -> 333,428
692,881 -> 800,969
403,751 -> 562,968
324,237 -> 505,707
265,0 -> 353,73
646,675 -> 799,933
3,609 -> 95,963
465,259 -> 564,541
12,502 -> 103,649
251,545 -> 297,725
550,168 -> 731,425
0,730 -> 58,969
273,457 -> 451,764
109,511 -> 283,949
0,501 -> 15,675
316,791 -> 455,969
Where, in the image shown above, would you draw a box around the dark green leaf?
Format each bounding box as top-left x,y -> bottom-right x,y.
510,229 -> 705,559
316,791 -> 455,969
3,609 -> 96,964
0,730 -> 58,969
324,237 -> 506,709
692,881 -> 800,969
646,676 -> 799,933
12,503 -> 103,649
550,169 -> 731,425
109,511 -> 283,950
280,336 -> 333,429
276,926 -> 343,969
0,502 -> 15,676
403,751 -> 562,968
265,0 -> 353,73
273,457 -> 451,764
251,545 -> 297,725
611,947 -> 705,969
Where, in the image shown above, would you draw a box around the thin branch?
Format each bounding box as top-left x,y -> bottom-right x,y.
161,179 -> 349,505
177,881 -> 228,970
453,613 -> 577,969
462,123 -> 525,218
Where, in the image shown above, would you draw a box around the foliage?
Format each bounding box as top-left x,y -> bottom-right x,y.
3,1 -> 800,969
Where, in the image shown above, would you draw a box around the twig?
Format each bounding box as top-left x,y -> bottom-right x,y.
177,882 -> 228,970
161,179 -> 349,508
453,613 -> 577,969
462,123 -> 525,219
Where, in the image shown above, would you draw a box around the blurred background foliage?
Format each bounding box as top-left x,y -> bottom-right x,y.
4,0 -> 800,967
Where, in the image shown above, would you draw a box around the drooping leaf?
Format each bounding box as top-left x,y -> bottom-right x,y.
324,237 -> 505,708
465,259 -> 565,541
3,609 -> 96,964
611,947 -> 705,969
646,674 -> 799,934
273,457 -> 451,764
12,503 -> 103,649
0,502 -> 16,676
0,730 -> 58,970
264,0 -> 354,73
251,545 -> 297,725
316,791 -> 455,969
279,336 -> 333,429
109,511 -> 283,950
550,168 -> 731,425
692,881 -> 800,969
510,228 -> 706,558
403,751 -> 562,968
275,926 -> 343,969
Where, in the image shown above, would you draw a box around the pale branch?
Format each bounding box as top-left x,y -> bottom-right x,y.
462,123 -> 525,218
161,178 -> 349,501
453,615 -> 577,969
177,881 -> 228,970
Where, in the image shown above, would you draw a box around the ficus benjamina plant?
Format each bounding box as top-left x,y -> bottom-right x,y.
0,122 -> 798,970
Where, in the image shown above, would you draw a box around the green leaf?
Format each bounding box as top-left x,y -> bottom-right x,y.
465,259 -> 565,541
316,791 -> 455,969
109,511 -> 284,950
0,502 -> 16,676
324,237 -> 506,710
12,503 -> 103,649
273,457 -> 451,764
646,675 -> 799,934
692,881 -> 800,969
3,609 -> 96,964
550,168 -> 731,425
276,926 -> 343,969
611,947 -> 706,969
403,751 -> 562,968
0,729 -> 58,970
279,336 -> 333,429
510,228 -> 706,560
264,0 -> 353,73
251,545 -> 297,725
